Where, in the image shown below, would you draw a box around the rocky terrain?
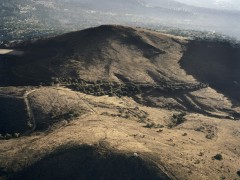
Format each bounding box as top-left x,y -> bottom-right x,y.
0,25 -> 240,179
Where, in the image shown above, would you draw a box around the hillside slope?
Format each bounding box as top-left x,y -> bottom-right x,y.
0,25 -> 240,180
180,40 -> 240,103
1,87 -> 240,180
9,25 -> 190,83
4,25 -> 240,118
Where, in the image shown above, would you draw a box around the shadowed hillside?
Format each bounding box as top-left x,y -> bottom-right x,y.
10,145 -> 169,180
180,40 -> 240,104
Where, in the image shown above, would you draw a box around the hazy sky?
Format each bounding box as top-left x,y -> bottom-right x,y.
175,0 -> 240,10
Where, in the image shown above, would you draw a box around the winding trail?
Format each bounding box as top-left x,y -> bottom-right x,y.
76,93 -> 98,114
23,89 -> 40,134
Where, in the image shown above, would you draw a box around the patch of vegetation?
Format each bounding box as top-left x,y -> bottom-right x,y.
3,133 -> 12,140
143,122 -> 164,129
205,133 -> 215,139
194,127 -> 205,132
194,124 -> 216,140
168,112 -> 186,128
212,154 -> 223,161
49,109 -> 83,122
43,77 -> 208,98
0,132 -> 21,140
68,80 -> 141,97
118,107 -> 149,121
144,122 -> 155,128
182,133 -> 187,136
101,107 -> 149,123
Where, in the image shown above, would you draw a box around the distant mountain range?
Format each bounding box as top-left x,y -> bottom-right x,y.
1,0 -> 240,43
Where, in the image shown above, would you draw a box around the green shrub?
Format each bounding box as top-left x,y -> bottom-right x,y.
213,154 -> 223,161
169,112 -> 186,128
144,122 -> 155,128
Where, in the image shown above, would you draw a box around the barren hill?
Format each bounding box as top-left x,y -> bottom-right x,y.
0,25 -> 240,180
